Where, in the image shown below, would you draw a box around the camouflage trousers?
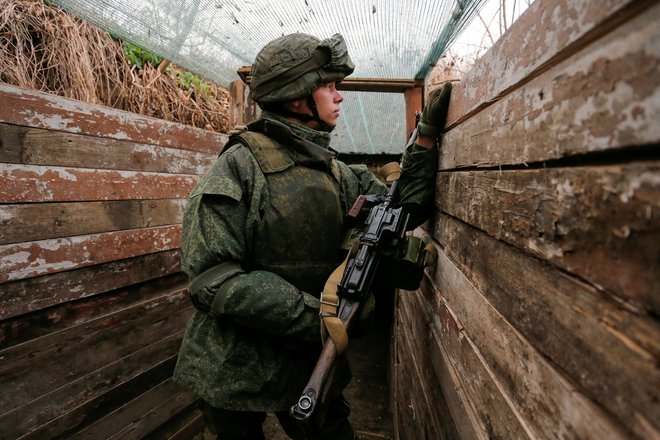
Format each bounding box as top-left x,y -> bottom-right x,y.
199,395 -> 357,440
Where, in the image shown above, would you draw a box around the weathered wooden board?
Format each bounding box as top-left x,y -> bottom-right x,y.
393,324 -> 443,439
0,200 -> 185,245
427,320 -> 488,440
0,225 -> 181,283
0,83 -> 227,153
0,123 -> 217,175
0,164 -> 197,203
421,232 -> 632,438
424,285 -> 535,439
0,288 -> 189,414
446,0 -> 648,126
394,290 -> 458,439
14,356 -> 179,440
432,213 -> 660,439
70,378 -> 196,440
141,402 -> 205,440
442,2 -> 660,169
436,163 -> 660,313
0,84 -> 207,439
0,270 -> 185,348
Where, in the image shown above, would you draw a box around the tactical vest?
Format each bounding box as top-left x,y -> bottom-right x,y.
230,127 -> 345,295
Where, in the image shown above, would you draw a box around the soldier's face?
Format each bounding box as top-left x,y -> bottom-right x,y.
311,82 -> 344,127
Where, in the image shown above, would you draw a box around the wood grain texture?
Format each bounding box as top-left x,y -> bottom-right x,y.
0,83 -> 227,152
0,200 -> 185,245
70,378 -> 197,440
420,230 -> 632,439
13,356 -> 180,440
442,2 -> 660,168
0,288 -> 190,415
393,289 -> 458,439
446,0 -> 646,125
436,163 -> 660,313
0,271 -> 186,348
432,214 -> 660,439
0,164 -> 198,203
0,225 -> 181,283
0,123 -> 217,174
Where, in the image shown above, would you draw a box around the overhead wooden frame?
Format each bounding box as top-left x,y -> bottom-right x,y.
235,65 -> 424,139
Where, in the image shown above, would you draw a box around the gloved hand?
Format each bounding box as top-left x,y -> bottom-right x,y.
417,81 -> 453,139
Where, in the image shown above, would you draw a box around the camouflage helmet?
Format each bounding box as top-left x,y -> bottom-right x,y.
250,33 -> 355,106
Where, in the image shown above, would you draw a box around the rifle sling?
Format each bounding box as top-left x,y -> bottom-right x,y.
319,246 -> 355,355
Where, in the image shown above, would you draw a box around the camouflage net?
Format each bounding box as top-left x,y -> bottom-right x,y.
0,0 -> 230,133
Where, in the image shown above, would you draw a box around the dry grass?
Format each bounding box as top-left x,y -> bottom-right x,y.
0,0 -> 229,132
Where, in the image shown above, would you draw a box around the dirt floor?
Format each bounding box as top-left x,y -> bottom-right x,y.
193,311 -> 395,439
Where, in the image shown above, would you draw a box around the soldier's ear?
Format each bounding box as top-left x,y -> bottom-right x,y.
286,98 -> 306,111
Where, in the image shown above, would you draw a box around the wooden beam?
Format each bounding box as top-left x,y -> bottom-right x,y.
0,123 -> 217,174
404,86 -> 423,138
0,84 -> 227,152
443,2 -> 660,169
229,80 -> 258,129
338,78 -> 422,93
436,164 -> 660,313
433,213 -> 660,439
446,0 -> 648,126
236,66 -> 421,93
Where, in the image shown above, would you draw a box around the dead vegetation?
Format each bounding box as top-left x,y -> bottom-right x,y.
0,0 -> 229,132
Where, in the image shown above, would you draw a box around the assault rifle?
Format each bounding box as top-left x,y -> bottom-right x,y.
291,129 -> 429,422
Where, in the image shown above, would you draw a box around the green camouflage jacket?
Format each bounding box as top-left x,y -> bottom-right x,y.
173,111 -> 438,411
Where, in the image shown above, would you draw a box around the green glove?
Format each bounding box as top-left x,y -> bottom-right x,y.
417,81 -> 453,139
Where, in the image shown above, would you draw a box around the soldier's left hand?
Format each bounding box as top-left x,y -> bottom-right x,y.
417,81 -> 452,139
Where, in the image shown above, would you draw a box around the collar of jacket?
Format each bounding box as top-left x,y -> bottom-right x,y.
248,112 -> 338,172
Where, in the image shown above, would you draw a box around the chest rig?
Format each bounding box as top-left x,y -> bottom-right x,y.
229,120 -> 345,294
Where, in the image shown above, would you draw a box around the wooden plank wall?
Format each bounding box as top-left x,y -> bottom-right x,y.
0,84 -> 227,439
392,0 -> 660,439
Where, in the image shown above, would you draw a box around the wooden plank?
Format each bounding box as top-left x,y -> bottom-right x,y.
3,338 -> 185,440
394,290 -> 459,439
338,78 -> 422,93
392,326 -> 432,440
0,225 -> 181,283
141,402 -> 204,440
0,200 -> 186,245
432,213 -> 660,439
0,287 -> 190,413
424,285 -> 535,439
0,271 -> 186,348
404,87 -> 422,139
436,163 -> 660,314
0,83 -> 228,153
0,164 -> 197,203
228,80 -> 257,128
71,379 -> 197,440
0,123 -> 217,175
442,3 -> 660,169
427,320 -> 488,440
422,233 -> 632,438
446,0 -> 650,126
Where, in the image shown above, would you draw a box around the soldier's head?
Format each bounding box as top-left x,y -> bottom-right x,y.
250,33 -> 355,132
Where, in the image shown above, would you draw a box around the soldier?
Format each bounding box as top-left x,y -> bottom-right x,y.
173,33 -> 451,439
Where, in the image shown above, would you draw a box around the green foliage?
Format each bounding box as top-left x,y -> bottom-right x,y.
171,69 -> 210,94
120,40 -> 212,97
122,41 -> 163,69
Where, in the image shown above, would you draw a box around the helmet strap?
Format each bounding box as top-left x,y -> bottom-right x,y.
264,96 -> 335,132
305,95 -> 335,132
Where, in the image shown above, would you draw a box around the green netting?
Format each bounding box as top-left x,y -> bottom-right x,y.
52,0 -> 487,154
